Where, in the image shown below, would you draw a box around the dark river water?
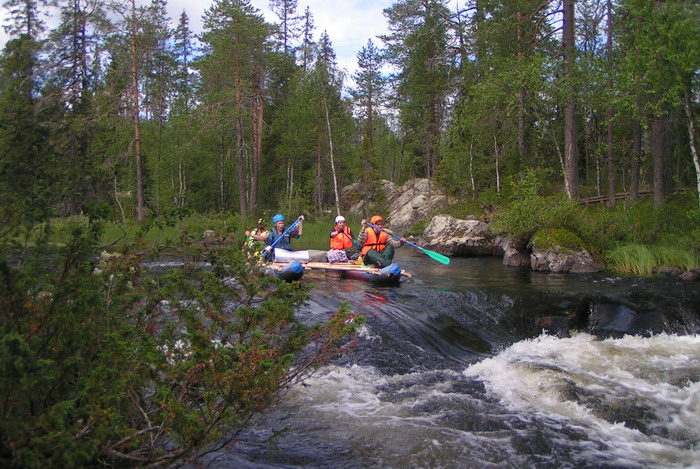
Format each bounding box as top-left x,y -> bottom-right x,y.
188,252 -> 700,469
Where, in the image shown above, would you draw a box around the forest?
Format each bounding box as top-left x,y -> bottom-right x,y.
0,0 -> 698,229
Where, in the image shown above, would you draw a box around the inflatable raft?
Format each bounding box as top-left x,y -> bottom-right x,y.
264,261 -> 305,282
299,261 -> 410,286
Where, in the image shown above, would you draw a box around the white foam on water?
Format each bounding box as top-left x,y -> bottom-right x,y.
284,365 -> 500,467
464,332 -> 700,467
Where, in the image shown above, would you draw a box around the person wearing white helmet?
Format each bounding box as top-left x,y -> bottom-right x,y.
327,215 -> 358,263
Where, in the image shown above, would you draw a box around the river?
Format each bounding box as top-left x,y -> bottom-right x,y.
191,252 -> 700,468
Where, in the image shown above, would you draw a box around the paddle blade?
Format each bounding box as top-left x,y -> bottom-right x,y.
421,248 -> 450,265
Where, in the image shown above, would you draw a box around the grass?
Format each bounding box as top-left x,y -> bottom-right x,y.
606,244 -> 700,275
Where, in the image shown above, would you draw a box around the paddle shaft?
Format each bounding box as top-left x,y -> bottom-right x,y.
340,230 -> 361,250
266,216 -> 302,251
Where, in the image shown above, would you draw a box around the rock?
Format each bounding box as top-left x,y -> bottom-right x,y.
340,180 -> 397,216
679,271 -> 697,281
495,235 -> 530,267
203,230 -> 216,238
419,215 -> 495,256
530,247 -> 602,273
386,179 -> 447,233
653,266 -> 684,277
340,178 -> 446,234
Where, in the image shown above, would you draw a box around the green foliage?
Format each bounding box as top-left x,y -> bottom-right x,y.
530,228 -> 587,253
493,170 -> 580,239
0,217 -> 362,467
606,244 -> 700,275
605,244 -> 657,275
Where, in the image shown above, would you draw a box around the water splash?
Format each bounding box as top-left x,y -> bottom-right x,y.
464,333 -> 700,467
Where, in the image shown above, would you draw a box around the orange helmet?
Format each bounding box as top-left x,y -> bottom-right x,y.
370,215 -> 383,224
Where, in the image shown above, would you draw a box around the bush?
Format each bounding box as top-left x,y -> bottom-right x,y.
493,193 -> 579,240
0,218 -> 362,467
530,228 -> 588,253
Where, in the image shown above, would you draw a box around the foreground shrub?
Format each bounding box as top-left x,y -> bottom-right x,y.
0,217 -> 362,467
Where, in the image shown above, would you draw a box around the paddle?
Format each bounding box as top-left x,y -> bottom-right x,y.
263,215 -> 303,259
365,222 -> 450,265
340,230 -> 362,251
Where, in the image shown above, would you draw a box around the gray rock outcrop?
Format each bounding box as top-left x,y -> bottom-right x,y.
530,246 -> 602,273
419,215 -> 494,256
341,178 -> 446,234
386,179 -> 447,233
495,235 -> 530,267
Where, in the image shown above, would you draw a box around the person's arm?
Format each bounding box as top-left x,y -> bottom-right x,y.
357,224 -> 368,245
252,230 -> 269,241
388,235 -> 405,247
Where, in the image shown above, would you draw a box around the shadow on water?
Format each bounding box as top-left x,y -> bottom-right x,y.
180,251 -> 700,469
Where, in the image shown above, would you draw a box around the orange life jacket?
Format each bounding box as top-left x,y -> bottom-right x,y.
361,228 -> 387,255
330,225 -> 354,250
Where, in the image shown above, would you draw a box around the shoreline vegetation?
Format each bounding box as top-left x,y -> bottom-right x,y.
7,187 -> 699,277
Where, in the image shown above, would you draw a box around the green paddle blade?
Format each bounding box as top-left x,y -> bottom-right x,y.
421,247 -> 451,265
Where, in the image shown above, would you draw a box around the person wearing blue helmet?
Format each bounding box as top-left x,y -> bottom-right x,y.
265,213 -> 303,251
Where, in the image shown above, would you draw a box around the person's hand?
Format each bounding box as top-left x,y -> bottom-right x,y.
361,219 -> 366,227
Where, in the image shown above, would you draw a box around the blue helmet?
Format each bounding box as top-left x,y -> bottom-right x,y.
272,214 -> 284,223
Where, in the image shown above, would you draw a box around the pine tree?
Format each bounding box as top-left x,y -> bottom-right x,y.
270,0 -> 301,55
351,39 -> 386,178
198,0 -> 272,215
382,0 -> 452,179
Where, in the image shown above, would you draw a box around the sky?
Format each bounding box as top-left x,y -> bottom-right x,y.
1,0 -> 396,78
172,0 -> 396,75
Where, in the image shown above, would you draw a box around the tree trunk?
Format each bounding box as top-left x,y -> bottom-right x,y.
324,99 -> 341,215
315,138 -> 323,213
607,115 -> 615,207
130,0 -> 145,221
563,0 -> 579,199
251,72 -> 263,214
606,0 -> 615,207
684,93 -> 700,213
234,47 -> 247,216
630,119 -> 641,203
652,116 -> 665,207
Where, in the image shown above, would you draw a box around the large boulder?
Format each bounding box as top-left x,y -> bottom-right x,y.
340,178 -> 446,234
495,234 -> 530,267
386,178 -> 447,233
340,180 -> 396,216
528,228 -> 603,273
419,215 -> 495,256
530,247 -> 602,273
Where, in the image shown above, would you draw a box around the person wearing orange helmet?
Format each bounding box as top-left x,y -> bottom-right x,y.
357,215 -> 404,268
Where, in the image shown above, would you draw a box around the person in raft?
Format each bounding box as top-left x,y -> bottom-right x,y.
243,217 -> 269,255
264,213 -> 303,252
358,215 -> 405,268
327,215 -> 359,263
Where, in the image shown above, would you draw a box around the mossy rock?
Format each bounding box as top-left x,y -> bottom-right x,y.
530,228 -> 587,253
